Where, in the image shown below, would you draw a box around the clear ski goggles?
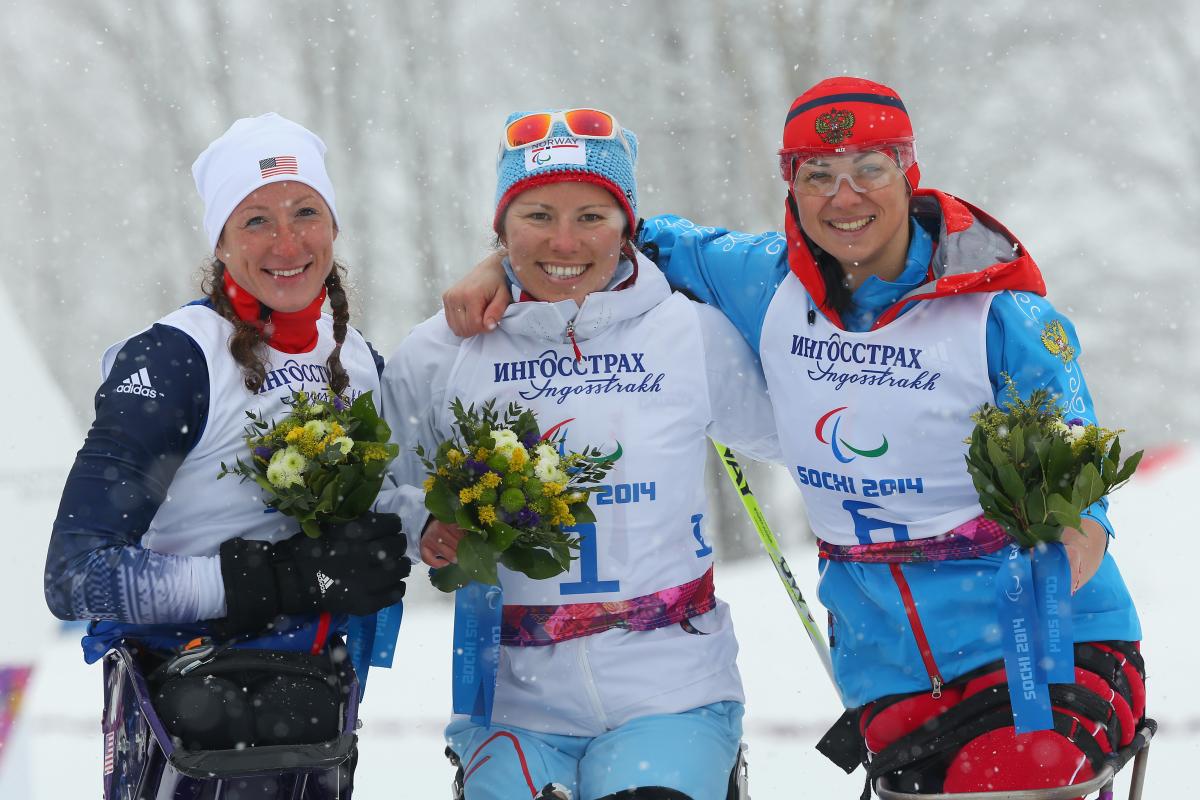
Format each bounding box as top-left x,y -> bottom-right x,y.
779,141 -> 916,196
501,108 -> 632,157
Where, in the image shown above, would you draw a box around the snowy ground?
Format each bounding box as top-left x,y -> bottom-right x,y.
3,446 -> 1196,797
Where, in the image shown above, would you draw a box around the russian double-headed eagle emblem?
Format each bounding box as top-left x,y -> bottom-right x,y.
815,109 -> 856,145
1040,320 -> 1076,364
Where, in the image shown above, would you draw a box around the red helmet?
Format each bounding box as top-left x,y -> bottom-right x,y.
779,76 -> 920,189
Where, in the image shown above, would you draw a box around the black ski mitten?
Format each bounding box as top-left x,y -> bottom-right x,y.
216,512 -> 410,636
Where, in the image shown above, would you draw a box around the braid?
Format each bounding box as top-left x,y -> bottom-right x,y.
202,259 -> 270,392
324,262 -> 351,397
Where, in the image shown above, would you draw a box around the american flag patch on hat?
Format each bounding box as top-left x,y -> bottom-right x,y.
259,156 -> 299,178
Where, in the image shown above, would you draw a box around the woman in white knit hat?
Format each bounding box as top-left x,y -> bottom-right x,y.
45,113 -> 409,798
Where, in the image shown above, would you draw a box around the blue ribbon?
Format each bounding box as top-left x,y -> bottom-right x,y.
345,600 -> 406,699
452,581 -> 503,727
996,544 -> 1053,733
1031,543 -> 1074,684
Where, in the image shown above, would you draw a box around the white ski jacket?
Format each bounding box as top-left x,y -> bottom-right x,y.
381,254 -> 780,735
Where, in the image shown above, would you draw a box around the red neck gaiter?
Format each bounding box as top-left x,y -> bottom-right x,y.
222,271 -> 326,354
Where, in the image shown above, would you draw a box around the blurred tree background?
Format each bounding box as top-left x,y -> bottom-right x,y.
3,0 -> 1194,558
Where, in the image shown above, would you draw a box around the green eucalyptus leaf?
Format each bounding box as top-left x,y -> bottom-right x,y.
1045,438 -> 1076,494
424,483 -> 456,522
1114,449 -> 1143,485
1028,522 -> 1064,544
1024,487 -> 1048,526
570,502 -> 597,525
488,521 -> 522,552
1009,424 -> 1026,464
985,437 -> 1013,472
456,533 -> 499,586
1074,462 -> 1105,507
455,505 -> 482,534
429,563 -> 470,593
499,547 -> 566,580
996,462 -> 1027,503
1046,493 -> 1083,531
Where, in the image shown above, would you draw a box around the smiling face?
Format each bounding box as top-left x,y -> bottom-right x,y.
216,181 -> 337,312
793,152 -> 912,283
500,181 -> 626,305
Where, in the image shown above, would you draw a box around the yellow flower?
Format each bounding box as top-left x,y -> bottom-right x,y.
478,505 -> 497,525
285,427 -> 305,444
509,446 -> 528,469
361,443 -> 391,462
423,476 -> 437,492
479,471 -> 502,489
437,467 -> 449,477
329,421 -> 345,438
459,486 -> 482,504
562,512 -> 576,527
543,481 -> 564,497
447,448 -> 466,466
475,448 -> 491,461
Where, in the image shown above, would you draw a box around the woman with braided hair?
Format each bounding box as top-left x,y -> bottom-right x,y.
44,113 -> 409,798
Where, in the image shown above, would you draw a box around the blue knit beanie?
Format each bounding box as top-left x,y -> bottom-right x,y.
493,109 -> 638,235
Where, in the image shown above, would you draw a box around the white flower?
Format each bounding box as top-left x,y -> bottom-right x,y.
1050,420 -> 1071,436
303,420 -> 330,439
266,447 -> 307,488
308,403 -> 327,415
491,428 -> 520,456
534,443 -> 560,466
534,458 -> 568,484
330,436 -> 354,457
1066,425 -> 1087,443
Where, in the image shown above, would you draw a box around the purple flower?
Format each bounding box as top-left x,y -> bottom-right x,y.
513,508 -> 541,528
521,431 -> 539,449
1066,418 -> 1085,427
254,446 -> 274,460
332,395 -> 347,411
465,459 -> 488,476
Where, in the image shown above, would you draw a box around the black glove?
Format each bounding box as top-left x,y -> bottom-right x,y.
216,512 -> 411,637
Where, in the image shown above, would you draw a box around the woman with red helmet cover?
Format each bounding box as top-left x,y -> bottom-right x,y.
440,77 -> 1145,797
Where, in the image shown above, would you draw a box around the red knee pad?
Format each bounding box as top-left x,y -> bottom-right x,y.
860,687 -> 964,754
940,669 -> 1101,796
1093,642 -> 1146,722
943,724 -> 1094,797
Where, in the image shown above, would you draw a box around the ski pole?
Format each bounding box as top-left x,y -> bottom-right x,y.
711,440 -> 835,686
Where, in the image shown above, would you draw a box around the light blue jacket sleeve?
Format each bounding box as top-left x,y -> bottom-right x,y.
985,291 -> 1113,536
638,214 -> 789,355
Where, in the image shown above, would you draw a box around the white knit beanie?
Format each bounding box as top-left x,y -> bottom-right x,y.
191,112 -> 339,253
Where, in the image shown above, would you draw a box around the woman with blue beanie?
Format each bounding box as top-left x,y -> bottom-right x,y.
382,109 -> 779,800
44,113 -> 410,798
441,80 -> 1147,797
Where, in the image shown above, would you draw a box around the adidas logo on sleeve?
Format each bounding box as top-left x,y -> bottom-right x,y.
115,366 -> 161,398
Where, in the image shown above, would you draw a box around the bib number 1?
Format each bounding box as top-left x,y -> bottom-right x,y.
558,523 -> 621,595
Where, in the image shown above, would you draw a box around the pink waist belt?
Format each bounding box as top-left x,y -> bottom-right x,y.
501,567 -> 716,647
818,515 -> 1010,563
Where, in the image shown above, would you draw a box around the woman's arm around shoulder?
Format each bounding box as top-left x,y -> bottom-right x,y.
693,302 -> 782,464
639,214 -> 790,355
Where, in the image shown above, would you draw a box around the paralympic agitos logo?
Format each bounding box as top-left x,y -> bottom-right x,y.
814,406 -> 889,464
541,417 -> 623,464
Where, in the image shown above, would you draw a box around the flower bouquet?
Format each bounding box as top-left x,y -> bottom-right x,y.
965,382 -> 1142,548
966,380 -> 1144,733
218,390 -> 399,538
418,398 -> 619,592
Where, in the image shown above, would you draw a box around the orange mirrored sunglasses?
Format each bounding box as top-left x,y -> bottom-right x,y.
503,108 -> 620,150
